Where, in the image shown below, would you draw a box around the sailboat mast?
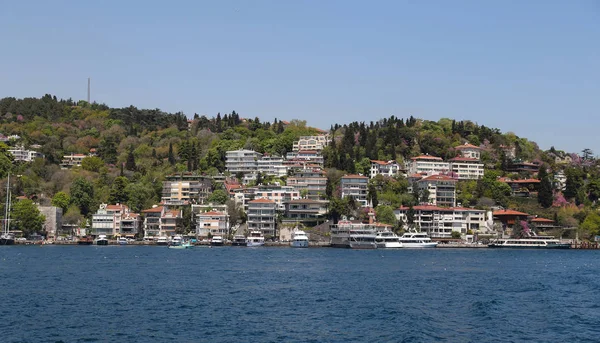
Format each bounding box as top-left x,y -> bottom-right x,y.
3,173 -> 9,235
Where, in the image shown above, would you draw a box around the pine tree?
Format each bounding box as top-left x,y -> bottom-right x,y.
537,166 -> 553,208
125,146 -> 136,171
168,142 -> 176,165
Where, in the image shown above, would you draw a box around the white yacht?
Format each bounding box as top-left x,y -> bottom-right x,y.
211,236 -> 224,246
330,219 -> 377,249
231,235 -> 247,246
246,231 -> 265,247
349,230 -> 377,249
290,230 -> 309,248
375,230 -> 403,248
170,235 -> 183,246
398,231 -> 438,248
95,235 -> 109,246
488,236 -> 570,249
117,237 -> 128,245
156,236 -> 169,246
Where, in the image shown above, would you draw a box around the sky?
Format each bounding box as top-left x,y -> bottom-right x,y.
0,0 -> 598,154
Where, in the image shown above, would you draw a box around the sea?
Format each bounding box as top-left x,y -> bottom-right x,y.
1,246 -> 599,343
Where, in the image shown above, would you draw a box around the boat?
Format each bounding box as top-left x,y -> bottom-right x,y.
398,230 -> 438,248
77,236 -> 93,245
95,235 -> 109,246
170,235 -> 183,246
330,219 -> 377,248
488,236 -> 571,249
290,230 -> 309,248
375,230 -> 403,248
156,236 -> 169,246
0,173 -> 14,246
168,241 -> 193,249
211,236 -> 224,246
231,234 -> 247,246
117,237 -> 128,245
246,230 -> 265,247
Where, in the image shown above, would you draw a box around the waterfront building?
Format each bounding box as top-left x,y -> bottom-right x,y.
252,185 -> 300,211
91,203 -> 131,237
340,174 -> 369,207
37,206 -> 62,241
394,205 -> 487,238
492,209 -> 529,233
142,205 -> 182,239
247,198 -> 277,237
415,174 -> 457,207
196,211 -> 229,238
284,199 -> 328,224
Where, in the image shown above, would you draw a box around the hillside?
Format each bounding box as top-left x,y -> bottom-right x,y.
0,94 -> 597,239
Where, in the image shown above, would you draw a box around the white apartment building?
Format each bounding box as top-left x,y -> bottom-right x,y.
91,204 -> 133,236
142,205 -> 182,238
161,179 -> 212,205
287,168 -> 327,200
414,175 -> 457,207
285,150 -> 324,167
292,135 -> 331,152
252,185 -> 301,211
256,155 -> 288,177
247,198 -> 277,236
370,160 -> 401,179
225,149 -> 262,174
196,211 -> 229,237
448,157 -> 484,180
394,205 -> 487,238
341,174 -> 369,207
61,154 -> 88,168
8,145 -> 44,162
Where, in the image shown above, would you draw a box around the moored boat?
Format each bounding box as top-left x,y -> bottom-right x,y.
246,230 -> 265,247
398,231 -> 438,248
375,230 -> 403,248
488,236 -> 570,249
117,237 -> 128,245
211,236 -> 224,246
77,236 -> 93,245
0,173 -> 14,246
156,236 -> 169,246
231,235 -> 247,246
95,235 -> 109,246
349,231 -> 377,249
291,230 -> 309,248
168,241 -> 193,249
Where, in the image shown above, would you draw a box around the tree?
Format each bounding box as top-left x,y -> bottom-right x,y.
51,191 -> 70,213
168,142 -> 176,165
581,212 -> 600,237
63,204 -> 84,226
125,182 -> 156,213
537,166 -> 553,208
207,189 -> 228,205
97,136 -> 118,165
0,143 -> 14,179
81,156 -> 104,172
125,146 -> 136,171
375,205 -> 396,225
70,177 -> 95,216
368,182 -> 379,208
406,205 -> 415,228
12,199 -> 45,237
109,176 -> 129,204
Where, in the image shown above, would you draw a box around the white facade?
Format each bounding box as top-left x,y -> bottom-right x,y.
287,168 -> 327,200
416,175 -> 457,207
225,149 -> 262,174
340,175 -> 369,207
406,155 -> 483,180
256,155 -> 288,177
454,143 -> 481,160
8,146 -> 44,162
247,199 -> 277,236
370,160 -> 401,179
196,211 -> 229,237
252,185 -> 301,211
292,135 -> 331,152
394,205 -> 487,238
61,154 -> 87,168
448,157 -> 484,180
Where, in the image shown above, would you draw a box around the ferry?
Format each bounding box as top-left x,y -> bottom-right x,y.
246,231 -> 265,247
349,230 -> 377,249
290,230 -> 309,248
231,235 -> 247,246
375,230 -> 403,248
488,236 -> 571,249
398,231 -> 438,248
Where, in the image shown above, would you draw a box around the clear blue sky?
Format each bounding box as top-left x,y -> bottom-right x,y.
1,1 -> 598,154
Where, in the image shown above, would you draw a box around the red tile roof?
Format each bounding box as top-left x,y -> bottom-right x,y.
531,217 -> 554,223
342,174 -> 368,179
493,209 -> 529,216
249,198 -> 275,204
455,143 -> 481,150
370,160 -> 396,165
419,175 -> 457,182
448,157 -> 479,162
142,206 -> 164,213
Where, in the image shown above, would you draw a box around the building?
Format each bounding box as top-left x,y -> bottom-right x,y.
448,157 -> 484,180
284,199 -> 328,224
406,155 -> 449,176
37,206 -> 62,241
142,206 -> 163,238
370,160 -> 401,179
251,185 -> 300,211
225,149 -> 262,174
413,175 -> 457,207
247,198 -> 277,237
394,205 -> 487,238
287,168 -> 327,200
493,209 -> 529,233
292,135 -> 331,152
61,154 -> 88,168
505,161 -> 541,174
256,154 -> 288,177
454,143 -> 482,160
285,150 -> 324,167
196,211 -> 229,238
161,179 -> 212,205
340,174 -> 369,207
499,178 -> 540,196
91,204 -> 139,237
553,170 -> 566,191
8,145 -> 44,162
120,212 -> 141,238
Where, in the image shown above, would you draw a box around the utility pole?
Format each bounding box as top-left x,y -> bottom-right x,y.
87,77 -> 91,103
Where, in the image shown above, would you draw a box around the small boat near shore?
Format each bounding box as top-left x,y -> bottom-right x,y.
211,236 -> 224,246
231,235 -> 247,246
77,236 -> 93,245
95,235 -> 109,246
246,230 -> 265,247
291,230 -> 309,248
398,231 -> 438,248
117,237 -> 128,245
156,236 -> 169,246
168,241 -> 193,249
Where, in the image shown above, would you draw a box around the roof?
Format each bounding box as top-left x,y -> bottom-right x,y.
249,198 -> 275,204
199,211 -> 226,216
106,204 -> 128,211
499,178 -> 540,184
297,150 -> 319,154
454,143 -> 481,150
341,174 -> 368,179
287,199 -> 327,204
448,157 -> 479,162
397,205 -> 484,212
411,155 -> 443,161
142,206 -> 164,213
419,174 -> 457,182
492,209 -> 529,216
370,160 -> 396,165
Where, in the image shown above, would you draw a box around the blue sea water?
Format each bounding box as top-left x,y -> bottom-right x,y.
1,246 -> 600,343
